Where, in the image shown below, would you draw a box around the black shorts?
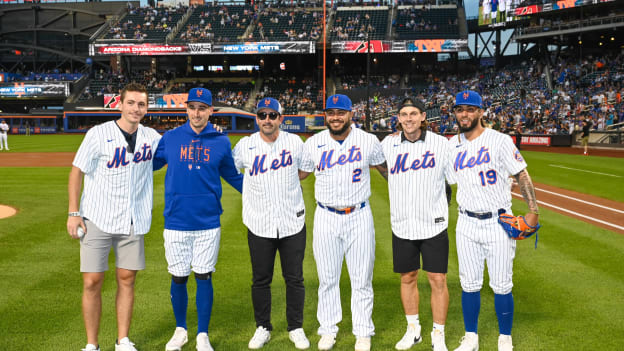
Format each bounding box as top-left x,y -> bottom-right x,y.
392,229 -> 449,274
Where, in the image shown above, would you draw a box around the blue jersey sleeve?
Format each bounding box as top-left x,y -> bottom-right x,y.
219,137 -> 244,193
153,132 -> 167,171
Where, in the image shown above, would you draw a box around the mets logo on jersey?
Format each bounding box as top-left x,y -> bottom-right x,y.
107,144 -> 153,168
463,92 -> 470,100
514,150 -> 524,162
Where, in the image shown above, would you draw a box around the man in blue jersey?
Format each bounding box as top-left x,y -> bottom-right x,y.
153,87 -> 243,351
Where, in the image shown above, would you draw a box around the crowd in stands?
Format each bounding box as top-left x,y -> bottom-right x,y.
0,70 -> 83,82
107,4 -> 188,40
255,8 -> 323,41
80,69 -> 172,100
169,81 -> 254,107
340,74 -> 401,90
179,5 -> 254,43
331,11 -> 379,40
348,54 -> 624,136
257,76 -> 321,114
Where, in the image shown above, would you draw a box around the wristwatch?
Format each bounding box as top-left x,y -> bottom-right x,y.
68,212 -> 81,217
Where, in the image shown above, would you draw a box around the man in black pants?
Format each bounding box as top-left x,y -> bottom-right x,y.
232,97 -> 310,350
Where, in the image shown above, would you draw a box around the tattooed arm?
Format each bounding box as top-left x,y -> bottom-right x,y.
513,169 -> 539,226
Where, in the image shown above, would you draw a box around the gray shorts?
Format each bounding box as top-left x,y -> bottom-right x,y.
80,219 -> 145,273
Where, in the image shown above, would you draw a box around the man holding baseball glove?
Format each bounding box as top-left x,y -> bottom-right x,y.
447,91 -> 540,351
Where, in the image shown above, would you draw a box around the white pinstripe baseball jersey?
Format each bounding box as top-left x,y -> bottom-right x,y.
73,120 -> 161,235
232,131 -> 306,238
300,126 -> 385,207
381,130 -> 454,240
448,128 -> 527,212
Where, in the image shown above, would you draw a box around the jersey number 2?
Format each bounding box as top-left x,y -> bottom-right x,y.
479,170 -> 497,186
352,168 -> 362,183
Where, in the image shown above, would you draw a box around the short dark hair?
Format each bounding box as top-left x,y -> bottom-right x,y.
120,83 -> 148,103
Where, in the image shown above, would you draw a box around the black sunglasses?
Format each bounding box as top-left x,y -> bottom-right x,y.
257,112 -> 279,120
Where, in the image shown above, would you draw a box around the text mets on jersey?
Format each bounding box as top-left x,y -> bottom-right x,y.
107,144 -> 153,168
454,147 -> 491,171
179,141 -> 210,163
390,151 -> 436,174
249,150 -> 293,176
317,146 -> 362,171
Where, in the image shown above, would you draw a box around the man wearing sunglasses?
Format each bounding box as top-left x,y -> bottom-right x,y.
299,94 -> 387,351
232,97 -> 310,350
153,87 -> 243,351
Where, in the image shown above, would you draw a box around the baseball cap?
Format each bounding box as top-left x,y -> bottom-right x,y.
186,87 -> 212,106
454,90 -> 482,109
325,94 -> 352,111
256,97 -> 282,114
398,96 -> 426,113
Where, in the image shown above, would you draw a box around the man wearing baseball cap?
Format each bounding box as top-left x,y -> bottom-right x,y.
449,90 -> 539,351
299,94 -> 387,351
0,118 -> 9,150
232,97 -> 310,349
379,96 -> 453,351
154,87 -> 243,351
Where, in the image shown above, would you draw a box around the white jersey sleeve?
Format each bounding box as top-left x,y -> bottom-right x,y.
499,135 -> 527,176
73,128 -> 102,174
299,136 -> 316,173
369,135 -> 385,166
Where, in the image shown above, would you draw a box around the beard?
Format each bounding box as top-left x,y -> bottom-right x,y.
459,117 -> 480,133
327,119 -> 351,136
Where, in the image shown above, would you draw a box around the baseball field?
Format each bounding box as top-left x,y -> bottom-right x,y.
1,134 -> 623,350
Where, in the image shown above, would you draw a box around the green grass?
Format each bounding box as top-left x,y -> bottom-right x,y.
0,137 -> 623,350
2,134 -> 85,152
521,151 -> 624,202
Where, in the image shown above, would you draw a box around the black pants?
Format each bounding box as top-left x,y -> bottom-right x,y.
248,225 -> 306,331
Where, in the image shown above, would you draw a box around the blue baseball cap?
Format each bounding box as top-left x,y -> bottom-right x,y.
256,97 -> 282,114
325,94 -> 352,111
454,90 -> 482,109
186,87 -> 212,106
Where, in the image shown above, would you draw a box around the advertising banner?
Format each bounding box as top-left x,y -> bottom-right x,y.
0,82 -> 69,98
91,41 -> 314,56
281,116 -> 306,132
331,40 -> 467,53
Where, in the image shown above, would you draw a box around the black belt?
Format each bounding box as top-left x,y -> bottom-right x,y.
318,202 -> 366,215
460,208 -> 506,220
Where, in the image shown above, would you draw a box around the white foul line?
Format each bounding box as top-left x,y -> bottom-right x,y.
549,164 -> 622,178
511,192 -> 624,231
534,187 -> 624,215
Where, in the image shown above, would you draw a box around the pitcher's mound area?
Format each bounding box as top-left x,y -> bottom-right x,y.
0,205 -> 17,219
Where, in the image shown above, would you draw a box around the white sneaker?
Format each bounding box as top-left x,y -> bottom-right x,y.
196,333 -> 213,351
431,329 -> 448,351
453,332 -> 478,351
288,328 -> 310,349
248,326 -> 271,349
82,344 -> 100,351
166,327 -> 188,350
115,337 -> 138,351
498,335 -> 513,351
318,333 -> 336,350
354,336 -> 371,351
395,323 -> 422,350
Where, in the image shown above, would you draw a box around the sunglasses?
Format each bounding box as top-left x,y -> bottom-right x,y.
257,112 -> 279,120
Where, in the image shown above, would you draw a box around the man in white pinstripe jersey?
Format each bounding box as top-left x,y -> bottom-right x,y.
449,91 -> 539,351
300,94 -> 387,351
379,97 -> 454,351
232,97 -> 310,350
67,83 -> 161,351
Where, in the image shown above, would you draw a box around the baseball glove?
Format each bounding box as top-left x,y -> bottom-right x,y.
498,213 -> 541,240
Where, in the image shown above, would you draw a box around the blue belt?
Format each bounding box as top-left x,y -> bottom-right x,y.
460,208 -> 506,220
318,202 -> 366,215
